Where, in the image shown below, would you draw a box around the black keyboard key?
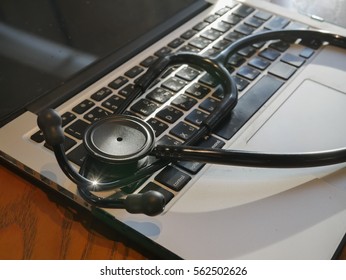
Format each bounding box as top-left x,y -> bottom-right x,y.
162,77 -> 187,92
178,45 -> 200,53
252,41 -> 266,49
248,56 -> 271,70
170,121 -> 197,141
72,99 -> 95,114
212,87 -> 224,99
199,97 -> 219,113
176,160 -> 205,175
124,65 -> 144,78
213,75 -> 250,99
67,144 -> 88,167
30,130 -> 45,143
84,106 -> 111,123
254,10 -> 272,21
185,83 -> 210,99
216,7 -> 231,16
233,4 -> 255,18
205,49 -> 221,57
160,67 -> 176,79
234,76 -> 250,91
269,41 -> 290,52
147,118 -> 169,137
223,14 -> 242,25
245,16 -> 264,28
102,95 -> 125,112
259,48 -> 281,61
91,87 -> 112,101
156,106 -> 183,123
171,94 -> 197,111
269,61 -> 297,80
228,65 -> 238,73
181,29 -> 197,40
204,14 -> 219,23
237,46 -> 256,58
131,99 -> 159,116
213,21 -> 232,33
140,56 -> 158,68
213,39 -> 231,51
227,53 -> 246,67
198,135 -> 225,149
155,166 -> 191,191
300,47 -> 314,58
65,119 -> 89,140
235,23 -> 256,35
281,53 -> 305,67
237,65 -> 261,80
176,135 -> 225,174
199,73 -> 218,88
224,31 -> 244,42
193,21 -> 209,31
108,76 -> 129,90
118,84 -> 135,97
139,182 -> 174,204
154,46 -> 172,58
201,29 -> 223,41
189,37 -> 212,49
168,37 -> 185,49
215,75 -> 284,140
63,136 -> 77,151
264,16 -> 290,30
147,87 -> 173,104
185,109 -> 209,126
61,112 -> 76,127
45,135 -> 76,152
157,135 -> 183,146
176,66 -> 200,81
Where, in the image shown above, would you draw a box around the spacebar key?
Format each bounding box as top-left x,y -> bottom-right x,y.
215,75 -> 284,140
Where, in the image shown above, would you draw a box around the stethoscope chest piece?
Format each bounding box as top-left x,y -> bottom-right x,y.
83,115 -> 155,165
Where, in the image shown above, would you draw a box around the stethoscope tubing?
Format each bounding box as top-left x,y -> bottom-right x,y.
46,29 -> 346,195
152,145 -> 346,168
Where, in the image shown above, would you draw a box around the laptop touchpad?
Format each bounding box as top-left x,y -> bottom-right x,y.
173,78 -> 346,213
246,79 -> 346,153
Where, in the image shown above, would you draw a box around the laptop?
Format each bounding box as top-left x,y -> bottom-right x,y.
1,0 -> 346,259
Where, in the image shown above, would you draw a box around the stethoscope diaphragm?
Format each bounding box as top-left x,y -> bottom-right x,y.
83,115 -> 155,165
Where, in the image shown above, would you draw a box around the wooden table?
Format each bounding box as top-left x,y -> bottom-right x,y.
1,163 -> 345,260
0,164 -> 153,259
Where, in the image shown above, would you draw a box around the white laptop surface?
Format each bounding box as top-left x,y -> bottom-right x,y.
1,0 -> 346,259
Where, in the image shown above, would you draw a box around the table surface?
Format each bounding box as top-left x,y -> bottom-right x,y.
1,0 -> 346,260
0,164 -> 153,259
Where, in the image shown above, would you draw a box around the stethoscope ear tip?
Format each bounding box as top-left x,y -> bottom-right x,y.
124,190 -> 165,216
37,108 -> 65,147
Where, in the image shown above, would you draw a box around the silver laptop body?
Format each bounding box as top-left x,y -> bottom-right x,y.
1,0 -> 346,259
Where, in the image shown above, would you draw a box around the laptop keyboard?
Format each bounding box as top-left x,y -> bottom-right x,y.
30,1 -> 319,206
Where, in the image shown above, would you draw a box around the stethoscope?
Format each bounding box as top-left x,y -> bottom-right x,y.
38,29 -> 346,216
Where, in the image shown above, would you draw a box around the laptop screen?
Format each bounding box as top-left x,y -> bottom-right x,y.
0,0 -> 206,125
